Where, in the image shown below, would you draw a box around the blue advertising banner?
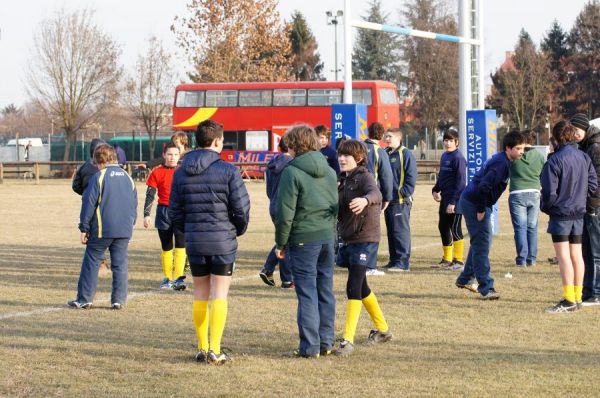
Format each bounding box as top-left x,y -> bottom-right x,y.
331,104 -> 368,147
466,109 -> 499,234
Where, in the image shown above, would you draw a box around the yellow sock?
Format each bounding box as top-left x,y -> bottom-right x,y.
173,248 -> 186,279
362,292 -> 388,333
210,299 -> 228,355
563,285 -> 575,303
342,300 -> 362,344
453,239 -> 464,262
160,250 -> 174,280
574,286 -> 583,303
192,300 -> 209,352
442,245 -> 453,262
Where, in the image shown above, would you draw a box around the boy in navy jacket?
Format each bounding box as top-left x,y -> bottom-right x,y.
68,144 -> 138,310
455,131 -> 524,300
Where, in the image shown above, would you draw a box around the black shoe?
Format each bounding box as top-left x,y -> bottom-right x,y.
366,329 -> 393,345
195,350 -> 208,363
67,300 -> 92,309
281,281 -> 295,289
172,276 -> 187,291
283,349 -> 319,359
455,281 -> 478,293
431,259 -> 452,269
259,269 -> 275,287
111,303 -> 123,310
478,288 -> 500,300
581,296 -> 600,307
545,299 -> 577,313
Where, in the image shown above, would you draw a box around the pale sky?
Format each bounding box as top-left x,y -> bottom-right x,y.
0,0 -> 590,109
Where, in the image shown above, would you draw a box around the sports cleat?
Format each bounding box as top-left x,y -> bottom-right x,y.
259,269 -> 276,287
283,349 -> 319,359
159,278 -> 172,290
545,299 -> 577,313
111,303 -> 123,310
195,350 -> 208,363
67,300 -> 92,309
451,260 -> 464,271
455,280 -> 479,293
478,288 -> 500,300
334,340 -> 354,356
172,276 -> 187,291
431,259 -> 453,269
582,296 -> 600,306
366,329 -> 393,345
207,350 -> 231,365
319,348 -> 333,357
281,281 -> 295,289
366,269 -> 386,276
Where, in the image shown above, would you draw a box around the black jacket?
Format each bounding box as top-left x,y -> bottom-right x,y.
579,125 -> 600,212
72,138 -> 106,195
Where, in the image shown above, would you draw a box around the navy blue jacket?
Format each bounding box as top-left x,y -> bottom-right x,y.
79,165 -> 137,238
266,153 -> 293,221
462,151 -> 511,213
387,145 -> 417,204
432,149 -> 467,207
541,143 -> 597,220
169,149 -> 250,256
72,138 -> 106,195
321,145 -> 340,176
365,138 -> 393,202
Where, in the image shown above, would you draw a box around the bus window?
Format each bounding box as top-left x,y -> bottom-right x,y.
246,131 -> 269,150
351,88 -> 373,105
308,89 -> 342,106
206,90 -> 238,107
223,131 -> 246,150
176,91 -> 204,107
239,90 -> 273,107
273,89 -> 306,106
379,88 -> 398,105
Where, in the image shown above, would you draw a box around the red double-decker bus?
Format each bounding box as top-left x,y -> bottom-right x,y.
172,80 -> 400,165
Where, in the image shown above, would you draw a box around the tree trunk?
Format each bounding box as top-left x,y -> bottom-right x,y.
148,131 -> 156,160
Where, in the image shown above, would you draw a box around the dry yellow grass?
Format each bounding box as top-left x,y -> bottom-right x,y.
1,179 -> 599,397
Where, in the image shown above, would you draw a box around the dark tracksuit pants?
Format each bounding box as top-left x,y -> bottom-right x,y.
384,202 -> 412,269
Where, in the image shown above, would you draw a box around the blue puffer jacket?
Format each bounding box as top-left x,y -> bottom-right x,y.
541,142 -> 597,220
266,153 -> 293,221
169,149 -> 250,256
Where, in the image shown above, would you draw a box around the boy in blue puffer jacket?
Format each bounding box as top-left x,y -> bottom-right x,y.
259,138 -> 294,288
169,119 -> 250,365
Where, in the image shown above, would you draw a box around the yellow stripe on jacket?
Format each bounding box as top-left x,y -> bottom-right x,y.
96,169 -> 107,238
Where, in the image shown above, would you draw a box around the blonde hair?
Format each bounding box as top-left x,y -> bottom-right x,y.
93,144 -> 117,165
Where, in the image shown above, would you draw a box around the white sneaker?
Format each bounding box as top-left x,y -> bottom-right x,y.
366,269 -> 385,276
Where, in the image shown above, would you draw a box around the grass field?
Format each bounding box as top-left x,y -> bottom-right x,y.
1,179 -> 599,397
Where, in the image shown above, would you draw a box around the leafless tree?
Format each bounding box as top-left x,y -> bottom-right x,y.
126,37 -> 176,158
26,8 -> 122,160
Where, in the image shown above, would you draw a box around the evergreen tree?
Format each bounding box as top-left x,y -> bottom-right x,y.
352,0 -> 402,82
289,11 -> 324,81
541,20 -> 570,120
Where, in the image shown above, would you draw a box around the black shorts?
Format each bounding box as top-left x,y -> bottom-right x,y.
189,253 -> 236,277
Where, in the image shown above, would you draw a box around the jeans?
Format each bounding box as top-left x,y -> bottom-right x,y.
583,210 -> 600,298
263,245 -> 293,283
288,240 -> 336,356
384,202 -> 412,269
456,198 -> 494,295
508,191 -> 540,265
77,236 -> 129,304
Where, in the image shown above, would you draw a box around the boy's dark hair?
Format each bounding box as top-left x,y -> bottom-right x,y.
285,125 -> 320,156
171,132 -> 189,149
337,139 -> 368,166
195,120 -> 224,148
368,122 -> 385,140
443,128 -> 459,142
519,129 -> 536,145
315,124 -> 330,139
502,130 -> 525,149
94,144 -> 117,165
552,120 -> 577,145
163,142 -> 179,153
278,136 -> 288,153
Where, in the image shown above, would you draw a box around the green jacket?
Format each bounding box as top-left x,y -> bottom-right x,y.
509,147 -> 545,192
275,151 -> 338,249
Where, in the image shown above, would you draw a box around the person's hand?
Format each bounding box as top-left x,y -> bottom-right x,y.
349,197 -> 368,214
382,201 -> 389,212
275,248 -> 285,259
446,204 -> 455,214
143,216 -> 151,229
477,212 -> 485,221
432,192 -> 441,202
81,232 -> 89,245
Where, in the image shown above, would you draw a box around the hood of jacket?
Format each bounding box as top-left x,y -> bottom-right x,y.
289,151 -> 330,178
581,125 -> 600,149
267,153 -> 293,173
89,138 -> 106,156
182,149 -> 221,175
